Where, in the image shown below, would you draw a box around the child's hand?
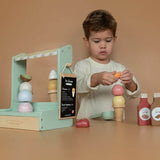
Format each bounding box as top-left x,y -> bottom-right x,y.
91,71 -> 118,87
120,69 -> 137,92
120,69 -> 133,84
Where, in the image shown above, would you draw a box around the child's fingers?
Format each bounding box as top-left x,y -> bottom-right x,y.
121,70 -> 131,78
121,70 -> 129,76
120,70 -> 133,84
121,79 -> 132,84
112,71 -> 117,75
102,72 -> 118,85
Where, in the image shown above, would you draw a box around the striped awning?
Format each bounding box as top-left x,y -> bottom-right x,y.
14,49 -> 57,61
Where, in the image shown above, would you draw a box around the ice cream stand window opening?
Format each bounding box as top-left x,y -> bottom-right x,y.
27,55 -> 57,102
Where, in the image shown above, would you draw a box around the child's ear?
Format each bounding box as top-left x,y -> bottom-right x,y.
114,36 -> 117,42
83,37 -> 89,47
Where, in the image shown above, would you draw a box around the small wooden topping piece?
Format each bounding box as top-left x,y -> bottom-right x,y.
20,74 -> 32,82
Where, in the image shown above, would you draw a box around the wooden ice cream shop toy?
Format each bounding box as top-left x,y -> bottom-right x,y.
0,45 -> 77,131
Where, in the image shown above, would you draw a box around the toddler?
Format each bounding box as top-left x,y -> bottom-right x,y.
74,9 -> 140,125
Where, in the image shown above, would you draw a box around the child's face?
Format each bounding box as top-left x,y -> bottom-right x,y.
84,29 -> 116,64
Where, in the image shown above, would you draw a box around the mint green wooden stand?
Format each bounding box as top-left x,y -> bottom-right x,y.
0,45 -> 73,131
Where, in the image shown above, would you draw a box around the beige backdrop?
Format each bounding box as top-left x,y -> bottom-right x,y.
1,0 -> 160,122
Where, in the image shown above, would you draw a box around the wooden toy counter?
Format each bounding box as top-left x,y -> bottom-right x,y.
0,119 -> 160,160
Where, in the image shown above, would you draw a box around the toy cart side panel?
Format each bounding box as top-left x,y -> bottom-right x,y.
11,57 -> 27,111
40,109 -> 73,131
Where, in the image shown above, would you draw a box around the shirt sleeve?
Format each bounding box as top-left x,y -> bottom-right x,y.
74,60 -> 99,93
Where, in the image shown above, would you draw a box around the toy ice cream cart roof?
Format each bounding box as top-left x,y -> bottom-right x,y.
14,49 -> 58,61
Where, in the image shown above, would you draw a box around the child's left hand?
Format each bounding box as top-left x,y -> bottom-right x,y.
120,69 -> 133,84
120,69 -> 137,92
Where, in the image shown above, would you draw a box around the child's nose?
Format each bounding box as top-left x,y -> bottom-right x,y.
100,41 -> 106,48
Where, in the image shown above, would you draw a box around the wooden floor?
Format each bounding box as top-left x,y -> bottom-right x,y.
0,119 -> 159,160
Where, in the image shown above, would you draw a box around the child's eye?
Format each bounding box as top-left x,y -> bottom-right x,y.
106,39 -> 112,43
93,40 -> 100,43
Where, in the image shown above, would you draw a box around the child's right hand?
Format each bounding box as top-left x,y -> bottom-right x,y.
91,71 -> 118,87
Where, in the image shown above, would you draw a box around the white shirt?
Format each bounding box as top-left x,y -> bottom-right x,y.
74,57 -> 140,120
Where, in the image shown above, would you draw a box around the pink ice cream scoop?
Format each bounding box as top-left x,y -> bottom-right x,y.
18,103 -> 33,112
112,84 -> 124,96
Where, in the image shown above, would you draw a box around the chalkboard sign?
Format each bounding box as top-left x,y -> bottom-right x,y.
59,73 -> 77,119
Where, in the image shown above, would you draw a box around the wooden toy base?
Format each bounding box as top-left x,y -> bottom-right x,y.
0,116 -> 39,131
0,102 -> 73,131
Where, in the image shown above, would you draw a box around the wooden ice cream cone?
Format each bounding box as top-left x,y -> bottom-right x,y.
48,90 -> 57,102
112,96 -> 125,122
114,107 -> 124,122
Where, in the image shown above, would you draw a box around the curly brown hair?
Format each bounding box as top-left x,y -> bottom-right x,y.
83,9 -> 117,39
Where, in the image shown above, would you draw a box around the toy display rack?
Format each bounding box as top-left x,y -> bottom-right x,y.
0,45 -> 73,131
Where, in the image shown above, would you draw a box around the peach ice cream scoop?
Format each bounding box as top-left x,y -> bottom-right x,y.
112,96 -> 125,107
